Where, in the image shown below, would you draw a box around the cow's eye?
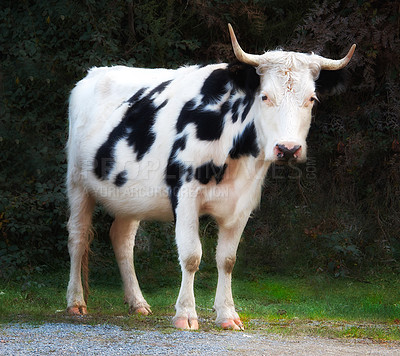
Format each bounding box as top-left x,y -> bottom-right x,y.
261,94 -> 268,101
310,95 -> 319,103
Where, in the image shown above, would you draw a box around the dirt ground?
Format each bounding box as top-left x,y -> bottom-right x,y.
1,322 -> 400,355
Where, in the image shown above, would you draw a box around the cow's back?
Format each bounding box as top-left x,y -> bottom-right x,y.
68,65 -> 180,154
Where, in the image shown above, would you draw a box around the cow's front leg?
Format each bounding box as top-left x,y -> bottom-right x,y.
173,199 -> 201,330
110,217 -> 151,315
214,216 -> 249,330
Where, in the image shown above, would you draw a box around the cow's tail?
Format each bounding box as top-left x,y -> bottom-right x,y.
82,227 -> 94,305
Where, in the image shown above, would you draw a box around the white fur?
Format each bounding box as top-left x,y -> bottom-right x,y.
66,51 -> 320,328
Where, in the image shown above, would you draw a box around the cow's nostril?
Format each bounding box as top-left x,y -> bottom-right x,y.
292,145 -> 302,158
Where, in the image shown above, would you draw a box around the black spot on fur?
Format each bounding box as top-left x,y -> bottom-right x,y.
94,81 -> 171,180
229,122 -> 260,159
94,124 -> 126,179
165,135 -> 191,216
186,166 -> 193,182
227,61 -> 260,96
195,161 -> 227,185
241,93 -> 255,122
165,161 -> 194,218
227,62 -> 259,123
114,170 -> 128,187
315,69 -> 349,96
166,162 -> 184,189
201,69 -> 230,105
176,100 -> 229,141
231,98 -> 242,123
166,160 -> 186,215
171,135 -> 187,153
148,80 -> 172,97
125,95 -> 168,160
127,88 -> 146,104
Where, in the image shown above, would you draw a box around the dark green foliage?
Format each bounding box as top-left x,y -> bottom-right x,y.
1,0 -> 399,280
240,0 -> 400,277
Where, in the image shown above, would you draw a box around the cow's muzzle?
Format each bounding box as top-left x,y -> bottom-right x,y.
274,143 -> 302,162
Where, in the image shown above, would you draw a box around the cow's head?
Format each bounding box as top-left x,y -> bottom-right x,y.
228,24 -> 356,163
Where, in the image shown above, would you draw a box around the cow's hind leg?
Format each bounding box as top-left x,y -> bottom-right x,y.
110,217 -> 151,315
214,216 -> 249,330
173,199 -> 202,330
67,186 -> 95,315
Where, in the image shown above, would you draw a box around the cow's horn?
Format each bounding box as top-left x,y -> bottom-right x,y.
317,44 -> 356,70
228,24 -> 260,67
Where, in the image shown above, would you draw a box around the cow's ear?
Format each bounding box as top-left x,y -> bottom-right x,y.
228,61 -> 260,95
315,69 -> 349,96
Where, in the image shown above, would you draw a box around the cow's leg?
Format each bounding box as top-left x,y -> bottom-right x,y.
109,217 -> 151,315
173,199 -> 201,330
214,216 -> 249,330
66,186 -> 95,315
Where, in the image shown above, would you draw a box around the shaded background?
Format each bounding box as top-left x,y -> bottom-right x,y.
0,0 -> 399,282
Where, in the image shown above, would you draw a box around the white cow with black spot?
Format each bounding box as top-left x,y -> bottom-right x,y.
66,24 -> 356,330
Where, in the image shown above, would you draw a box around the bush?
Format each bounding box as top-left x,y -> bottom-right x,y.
240,0 -> 400,276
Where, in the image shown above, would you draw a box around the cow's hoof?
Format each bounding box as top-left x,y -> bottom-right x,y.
132,306 -> 152,316
220,318 -> 244,330
67,306 -> 87,316
173,317 -> 199,330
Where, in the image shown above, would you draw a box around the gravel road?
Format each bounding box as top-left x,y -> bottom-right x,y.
1,322 -> 399,355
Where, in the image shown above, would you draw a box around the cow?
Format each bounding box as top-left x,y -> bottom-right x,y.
66,24 -> 355,330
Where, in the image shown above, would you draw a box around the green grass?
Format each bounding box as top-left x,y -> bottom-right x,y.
1,269 -> 400,341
